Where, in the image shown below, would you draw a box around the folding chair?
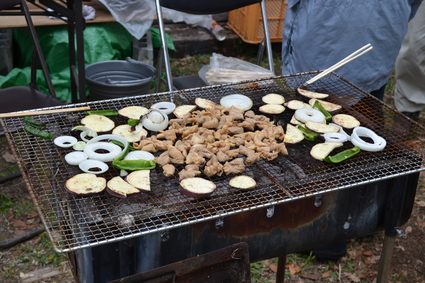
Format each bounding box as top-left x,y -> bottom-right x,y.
154,0 -> 275,91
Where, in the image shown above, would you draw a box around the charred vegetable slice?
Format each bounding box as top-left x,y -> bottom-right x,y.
297,88 -> 329,99
262,93 -> 285,105
118,106 -> 149,119
65,173 -> 106,195
305,121 -> 340,134
309,99 -> 342,113
313,100 -> 332,122
112,124 -> 147,143
173,105 -> 197,118
332,114 -> 360,129
323,146 -> 361,163
259,104 -> 285,114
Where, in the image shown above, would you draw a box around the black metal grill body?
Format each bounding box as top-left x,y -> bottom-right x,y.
2,73 -> 425,282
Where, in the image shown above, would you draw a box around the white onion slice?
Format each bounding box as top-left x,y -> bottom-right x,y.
328,123 -> 351,141
78,159 -> 108,174
72,141 -> 87,151
65,151 -> 88,165
54,136 -> 78,148
124,150 -> 155,161
84,142 -> 122,162
294,108 -> 325,123
142,109 -> 169,131
80,130 -> 98,142
350,127 -> 386,152
324,132 -> 348,143
151,101 -> 176,115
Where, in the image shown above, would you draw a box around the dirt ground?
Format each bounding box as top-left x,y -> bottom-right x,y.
0,112 -> 424,283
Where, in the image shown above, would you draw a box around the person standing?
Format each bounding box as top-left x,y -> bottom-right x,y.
281,0 -> 423,101
394,2 -> 425,121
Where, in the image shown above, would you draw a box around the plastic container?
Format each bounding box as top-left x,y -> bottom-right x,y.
209,21 -> 227,41
85,58 -> 156,101
227,0 -> 287,44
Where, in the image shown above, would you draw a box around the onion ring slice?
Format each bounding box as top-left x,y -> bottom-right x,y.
151,101 -> 176,115
350,127 -> 386,151
324,132 -> 348,143
124,151 -> 155,161
65,151 -> 88,165
294,108 -> 325,123
54,136 -> 78,148
84,142 -> 122,162
79,160 -> 108,174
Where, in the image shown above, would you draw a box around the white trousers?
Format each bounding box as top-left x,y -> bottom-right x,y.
394,2 -> 425,113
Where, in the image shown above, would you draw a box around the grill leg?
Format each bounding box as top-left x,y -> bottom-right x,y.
276,255 -> 287,283
377,235 -> 396,283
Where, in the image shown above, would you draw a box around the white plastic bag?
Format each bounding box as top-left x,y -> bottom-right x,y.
99,0 -> 156,40
199,53 -> 275,85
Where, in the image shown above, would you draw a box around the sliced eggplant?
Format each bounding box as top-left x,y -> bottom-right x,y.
286,100 -> 311,110
118,106 -> 149,119
308,98 -> 342,113
173,105 -> 197,118
310,142 -> 343,161
284,124 -> 305,144
262,93 -> 285,105
305,121 -> 340,134
195,98 -> 218,109
297,88 -> 329,99
112,124 -> 147,143
332,114 -> 360,129
229,175 -> 256,190
290,115 -> 304,126
126,170 -> 151,193
81,114 -> 115,132
259,104 -> 285,114
65,173 -> 106,195
107,176 -> 140,198
180,177 -> 216,198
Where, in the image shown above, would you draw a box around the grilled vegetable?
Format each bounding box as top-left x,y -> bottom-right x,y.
65,173 -> 106,195
262,93 -> 285,105
180,177 -> 216,198
24,124 -> 53,139
112,159 -> 156,171
297,88 -> 329,99
112,124 -> 147,143
107,176 -> 140,198
173,105 -> 197,118
284,124 -> 305,144
229,175 -> 256,190
305,121 -> 340,134
332,114 -> 360,129
127,119 -> 140,126
309,98 -> 342,113
323,146 -> 361,163
313,100 -> 332,122
86,109 -> 118,116
297,125 -> 319,141
259,104 -> 285,114
195,97 -> 217,109
81,114 -> 115,132
118,106 -> 149,119
23,116 -> 46,129
286,100 -> 311,110
310,142 -> 343,161
126,170 -> 151,193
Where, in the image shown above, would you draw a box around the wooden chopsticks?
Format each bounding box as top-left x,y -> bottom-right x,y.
302,43 -> 373,87
0,106 -> 91,118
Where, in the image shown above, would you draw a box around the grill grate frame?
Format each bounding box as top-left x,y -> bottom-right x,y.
2,72 -> 425,253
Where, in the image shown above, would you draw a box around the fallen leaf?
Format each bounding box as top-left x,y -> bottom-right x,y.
364,257 -> 373,264
322,270 -> 332,278
362,250 -> 373,256
416,201 -> 425,207
299,273 -> 321,280
14,230 -> 26,236
11,219 -> 26,227
405,226 -> 412,235
287,263 -> 301,275
33,236 -> 42,245
344,272 -> 361,282
269,263 -> 277,273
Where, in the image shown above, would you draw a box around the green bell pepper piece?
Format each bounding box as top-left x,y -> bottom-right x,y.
297,125 -> 319,141
323,146 -> 361,163
313,100 -> 332,122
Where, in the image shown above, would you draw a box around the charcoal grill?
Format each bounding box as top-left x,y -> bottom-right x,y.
2,72 -> 425,282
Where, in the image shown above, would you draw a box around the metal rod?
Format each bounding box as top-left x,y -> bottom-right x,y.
259,0 -> 275,74
377,235 -> 395,283
276,254 -> 287,283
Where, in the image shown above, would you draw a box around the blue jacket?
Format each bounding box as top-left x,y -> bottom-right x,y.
282,0 -> 423,92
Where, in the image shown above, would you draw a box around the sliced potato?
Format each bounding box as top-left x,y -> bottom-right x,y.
262,93 -> 285,105
118,106 -> 149,119
173,105 -> 197,118
332,114 -> 360,129
180,177 -> 216,198
126,170 -> 151,193
310,142 -> 343,160
286,100 -> 311,110
65,173 -> 106,195
81,114 -> 115,132
297,88 -> 329,99
259,104 -> 285,114
308,98 -> 342,113
195,98 -> 217,109
229,175 -> 256,190
107,176 -> 140,198
112,124 -> 147,143
284,124 -> 304,144
305,121 -> 340,134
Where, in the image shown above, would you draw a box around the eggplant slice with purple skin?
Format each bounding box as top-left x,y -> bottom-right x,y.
107,176 -> 140,198
65,173 -> 107,195
126,170 -> 151,193
180,177 -> 217,198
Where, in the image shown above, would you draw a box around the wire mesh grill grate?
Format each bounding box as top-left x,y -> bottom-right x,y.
2,72 -> 425,252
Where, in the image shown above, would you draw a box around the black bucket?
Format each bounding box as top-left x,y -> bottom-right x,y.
85,57 -> 156,101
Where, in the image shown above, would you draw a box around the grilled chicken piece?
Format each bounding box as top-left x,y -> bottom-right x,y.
223,158 -> 245,175
162,164 -> 175,177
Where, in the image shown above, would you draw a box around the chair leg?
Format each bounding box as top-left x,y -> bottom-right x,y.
377,235 -> 396,283
276,254 -> 287,283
